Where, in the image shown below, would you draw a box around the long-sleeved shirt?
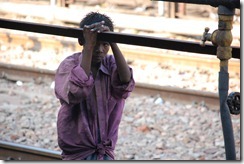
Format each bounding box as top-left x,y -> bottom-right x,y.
54,52 -> 135,160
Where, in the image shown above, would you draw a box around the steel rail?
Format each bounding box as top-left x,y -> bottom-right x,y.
0,18 -> 240,59
152,0 -> 240,9
0,30 -> 240,74
0,62 -> 219,107
0,140 -> 61,160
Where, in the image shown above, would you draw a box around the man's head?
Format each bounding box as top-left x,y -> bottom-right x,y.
79,12 -> 114,65
80,12 -> 114,31
78,12 -> 114,46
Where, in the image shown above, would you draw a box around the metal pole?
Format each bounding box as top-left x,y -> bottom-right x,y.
0,18 -> 240,57
216,5 -> 236,160
201,4 -> 238,160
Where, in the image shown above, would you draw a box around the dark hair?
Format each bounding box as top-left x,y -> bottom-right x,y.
80,12 -> 114,31
78,12 -> 114,45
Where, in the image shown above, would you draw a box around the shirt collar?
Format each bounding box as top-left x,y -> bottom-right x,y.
99,58 -> 110,75
79,52 -> 110,76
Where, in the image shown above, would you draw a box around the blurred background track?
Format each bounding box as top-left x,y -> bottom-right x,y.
0,1 -> 240,41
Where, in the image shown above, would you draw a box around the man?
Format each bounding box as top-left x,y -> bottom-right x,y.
54,12 -> 135,160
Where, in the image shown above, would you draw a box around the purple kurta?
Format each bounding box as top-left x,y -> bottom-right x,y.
54,52 -> 135,160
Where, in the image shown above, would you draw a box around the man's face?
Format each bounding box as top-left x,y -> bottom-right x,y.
92,41 -> 110,64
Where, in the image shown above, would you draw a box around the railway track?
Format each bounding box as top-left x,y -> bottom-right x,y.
0,62 -> 224,161
0,61 -> 239,160
0,2 -> 240,160
0,141 -> 61,160
0,62 -> 239,160
0,62 -> 219,107
0,61 -> 222,161
0,16 -> 240,163
0,30 -> 240,107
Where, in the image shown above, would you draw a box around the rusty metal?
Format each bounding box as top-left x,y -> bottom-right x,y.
217,5 -> 236,160
0,18 -> 240,58
227,92 -> 240,115
201,5 -> 237,160
0,140 -> 61,160
0,62 -> 55,81
200,27 -> 216,46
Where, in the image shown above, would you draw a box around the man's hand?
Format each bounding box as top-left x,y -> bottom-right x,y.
81,21 -> 111,76
83,21 -> 110,49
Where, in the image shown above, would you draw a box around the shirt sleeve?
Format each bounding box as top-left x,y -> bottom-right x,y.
55,57 -> 94,104
111,66 -> 135,99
